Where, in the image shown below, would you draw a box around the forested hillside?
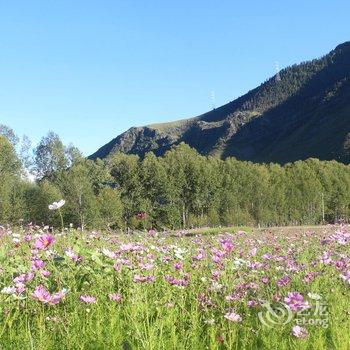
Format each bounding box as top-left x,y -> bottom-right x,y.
91,41 -> 350,164
1,128 -> 349,229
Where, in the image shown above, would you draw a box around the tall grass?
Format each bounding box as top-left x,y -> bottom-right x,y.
0,226 -> 349,349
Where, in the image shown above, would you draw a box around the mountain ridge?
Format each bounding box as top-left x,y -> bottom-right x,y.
90,42 -> 350,164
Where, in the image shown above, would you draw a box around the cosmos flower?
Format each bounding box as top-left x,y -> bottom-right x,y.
1,286 -> 16,295
277,275 -> 290,287
65,248 -> 80,262
340,270 -> 350,284
48,200 -> 65,211
284,292 -> 309,312
291,325 -> 308,338
32,285 -> 67,305
108,293 -> 122,302
307,292 -> 321,300
133,274 -> 155,283
173,262 -> 183,270
148,229 -> 157,237
31,258 -> 45,270
80,295 -> 96,304
224,310 -> 242,322
34,234 -> 55,250
165,275 -> 189,287
101,248 -> 116,259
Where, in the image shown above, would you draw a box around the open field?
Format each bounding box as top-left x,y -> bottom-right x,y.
0,225 -> 349,349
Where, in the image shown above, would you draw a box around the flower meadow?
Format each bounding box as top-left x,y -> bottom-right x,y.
0,225 -> 349,350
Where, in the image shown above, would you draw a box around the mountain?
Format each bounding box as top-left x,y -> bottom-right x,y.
90,42 -> 350,164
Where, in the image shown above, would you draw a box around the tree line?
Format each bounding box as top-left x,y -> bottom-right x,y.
0,125 -> 349,230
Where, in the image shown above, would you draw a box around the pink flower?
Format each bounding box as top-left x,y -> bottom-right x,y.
34,234 -> 55,250
32,285 -> 67,305
292,325 -> 308,338
139,262 -> 154,270
340,270 -> 350,284
165,275 -> 189,287
32,285 -> 51,303
261,276 -> 269,284
320,251 -> 332,265
247,300 -> 258,307
113,262 -> 122,272
173,262 -> 183,270
221,240 -> 234,253
14,272 -> 34,284
284,292 -> 309,312
80,295 -> 96,304
49,290 -> 67,305
15,283 -> 26,294
277,275 -> 290,287
41,270 -> 51,277
148,229 -> 157,237
192,250 -> 206,261
108,293 -> 122,302
31,258 -> 45,270
224,310 -> 242,322
249,247 -> 258,256
133,274 -> 155,283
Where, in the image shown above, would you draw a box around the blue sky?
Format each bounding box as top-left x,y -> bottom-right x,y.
0,0 -> 349,155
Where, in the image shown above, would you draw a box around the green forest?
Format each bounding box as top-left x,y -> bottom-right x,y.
0,126 -> 349,230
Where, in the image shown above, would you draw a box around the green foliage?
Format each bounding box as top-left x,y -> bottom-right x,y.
0,127 -> 349,230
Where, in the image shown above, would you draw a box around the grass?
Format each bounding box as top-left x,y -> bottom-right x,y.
0,225 -> 349,349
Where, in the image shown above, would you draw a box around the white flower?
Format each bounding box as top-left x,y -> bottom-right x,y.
101,248 -> 116,259
204,319 -> 215,325
224,310 -> 242,322
1,286 -> 16,294
307,292 -> 321,300
48,199 -> 66,211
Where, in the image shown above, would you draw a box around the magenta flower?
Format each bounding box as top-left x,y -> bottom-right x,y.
221,240 -> 234,253
34,234 -> 55,250
108,293 -> 122,302
284,292 -> 309,312
80,295 -> 96,304
173,262 -> 183,270
291,325 -> 308,338
277,275 -> 290,287
165,275 -> 189,287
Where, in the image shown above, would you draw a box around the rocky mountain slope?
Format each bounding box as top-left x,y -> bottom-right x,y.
90,42 -> 350,164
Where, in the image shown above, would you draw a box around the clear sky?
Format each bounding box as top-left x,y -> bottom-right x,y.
0,0 -> 349,155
